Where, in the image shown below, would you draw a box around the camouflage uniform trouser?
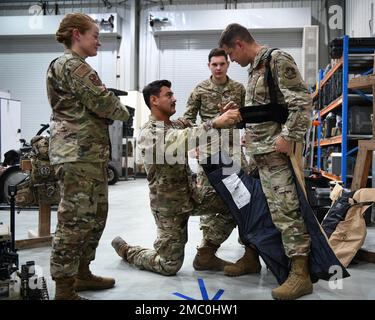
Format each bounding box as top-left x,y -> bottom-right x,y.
253,151 -> 310,257
50,162 -> 108,279
125,187 -> 236,276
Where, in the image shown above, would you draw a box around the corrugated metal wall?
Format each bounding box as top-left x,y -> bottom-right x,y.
0,0 -> 347,43
346,0 -> 375,37
0,1 -> 365,86
0,0 -> 330,66
141,0 -> 318,11
0,1 -> 323,31
0,1 -> 123,15
141,0 -> 324,21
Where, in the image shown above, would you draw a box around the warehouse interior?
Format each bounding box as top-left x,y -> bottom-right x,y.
0,0 -> 375,303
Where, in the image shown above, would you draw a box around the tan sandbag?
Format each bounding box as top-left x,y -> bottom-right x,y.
330,183 -> 344,203
352,188 -> 375,203
329,188 -> 375,267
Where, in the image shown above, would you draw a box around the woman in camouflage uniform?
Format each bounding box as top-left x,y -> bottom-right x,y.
47,13 -> 130,300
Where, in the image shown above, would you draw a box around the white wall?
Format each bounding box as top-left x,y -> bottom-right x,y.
0,9 -> 127,142
156,31 -> 305,118
0,98 -> 21,162
139,7 -> 312,118
0,35 -> 119,141
346,0 -> 375,37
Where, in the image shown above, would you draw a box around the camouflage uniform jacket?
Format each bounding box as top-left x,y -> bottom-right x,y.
138,115 -> 219,215
184,76 -> 245,123
245,47 -> 313,155
46,49 -> 130,165
184,77 -> 245,154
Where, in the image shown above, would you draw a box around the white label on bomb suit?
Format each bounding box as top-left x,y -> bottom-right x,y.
222,174 -> 251,209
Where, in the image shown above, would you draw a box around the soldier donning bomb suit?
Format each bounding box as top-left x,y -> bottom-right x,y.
244,48 -> 312,257
219,23 -> 313,299
47,12 -> 130,300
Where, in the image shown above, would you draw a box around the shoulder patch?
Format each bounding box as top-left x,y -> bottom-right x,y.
284,66 -> 297,80
73,64 -> 91,78
88,73 -> 102,86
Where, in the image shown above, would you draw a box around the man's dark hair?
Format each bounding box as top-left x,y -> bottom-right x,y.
208,48 -> 228,62
218,23 -> 255,48
142,79 -> 171,109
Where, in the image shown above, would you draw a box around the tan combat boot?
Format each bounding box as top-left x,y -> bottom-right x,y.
224,246 -> 261,277
193,240 -> 233,271
271,256 -> 313,300
55,277 -> 88,300
111,236 -> 130,260
74,263 -> 115,292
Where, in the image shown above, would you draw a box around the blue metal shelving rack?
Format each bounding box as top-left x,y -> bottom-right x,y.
314,35 -> 375,187
316,69 -> 324,172
341,35 -> 349,186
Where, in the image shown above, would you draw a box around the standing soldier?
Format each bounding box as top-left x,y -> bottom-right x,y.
47,13 -> 131,300
111,80 -> 242,276
183,48 -> 259,276
219,23 -> 313,300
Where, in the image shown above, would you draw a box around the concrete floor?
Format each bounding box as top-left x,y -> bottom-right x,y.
1,178 -> 375,300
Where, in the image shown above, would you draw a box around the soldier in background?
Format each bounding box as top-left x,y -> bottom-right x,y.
47,13 -> 131,300
183,48 -> 260,276
219,23 -> 313,300
111,80 -> 242,276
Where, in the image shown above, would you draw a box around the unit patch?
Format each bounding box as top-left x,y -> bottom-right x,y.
284,67 -> 297,80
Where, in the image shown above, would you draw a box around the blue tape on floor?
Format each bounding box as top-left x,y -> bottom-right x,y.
212,288 -> 225,301
173,278 -> 225,300
172,292 -> 196,300
198,278 -> 209,300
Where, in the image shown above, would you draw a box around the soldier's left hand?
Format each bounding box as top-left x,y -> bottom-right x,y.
275,136 -> 292,156
219,101 -> 238,114
214,108 -> 242,128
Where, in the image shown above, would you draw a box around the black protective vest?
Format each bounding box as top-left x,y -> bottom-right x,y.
238,48 -> 289,128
